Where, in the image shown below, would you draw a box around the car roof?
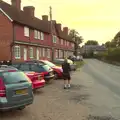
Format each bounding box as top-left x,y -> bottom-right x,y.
0,65 -> 18,72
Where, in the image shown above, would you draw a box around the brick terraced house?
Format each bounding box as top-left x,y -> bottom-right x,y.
0,0 -> 75,62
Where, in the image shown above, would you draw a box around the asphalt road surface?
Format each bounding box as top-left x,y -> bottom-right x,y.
78,59 -> 120,119
1,59 -> 120,120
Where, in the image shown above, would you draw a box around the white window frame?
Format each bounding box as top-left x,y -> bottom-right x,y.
42,48 -> 45,57
47,49 -> 50,58
29,47 -> 34,58
55,49 -> 58,58
34,30 -> 38,39
41,32 -> 44,40
14,46 -> 21,59
38,31 -> 40,39
39,48 -> 42,57
24,26 -> 29,37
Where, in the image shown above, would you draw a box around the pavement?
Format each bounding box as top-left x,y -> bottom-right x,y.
1,58 -> 120,120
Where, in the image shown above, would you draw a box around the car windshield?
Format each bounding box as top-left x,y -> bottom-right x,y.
44,61 -> 55,67
2,71 -> 29,84
42,65 -> 51,71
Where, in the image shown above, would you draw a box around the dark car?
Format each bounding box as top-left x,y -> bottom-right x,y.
0,66 -> 33,111
11,62 -> 54,83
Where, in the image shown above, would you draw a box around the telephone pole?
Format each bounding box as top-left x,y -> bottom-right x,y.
49,6 -> 54,61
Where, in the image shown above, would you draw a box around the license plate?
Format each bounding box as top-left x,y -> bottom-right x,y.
15,89 -> 28,95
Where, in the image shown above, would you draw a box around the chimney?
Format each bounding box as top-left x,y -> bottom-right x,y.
56,23 -> 61,31
23,6 -> 35,17
42,15 -> 48,21
11,0 -> 21,10
63,27 -> 68,35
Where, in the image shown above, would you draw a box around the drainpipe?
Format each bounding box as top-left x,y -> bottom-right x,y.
11,23 -> 15,63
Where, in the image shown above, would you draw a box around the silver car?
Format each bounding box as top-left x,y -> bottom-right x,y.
0,66 -> 33,111
53,59 -> 77,71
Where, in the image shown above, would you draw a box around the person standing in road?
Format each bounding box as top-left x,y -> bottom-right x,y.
62,58 -> 71,89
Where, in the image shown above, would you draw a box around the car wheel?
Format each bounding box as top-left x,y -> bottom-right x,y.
18,106 -> 25,110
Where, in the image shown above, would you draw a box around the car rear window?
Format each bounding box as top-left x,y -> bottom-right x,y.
2,71 -> 29,84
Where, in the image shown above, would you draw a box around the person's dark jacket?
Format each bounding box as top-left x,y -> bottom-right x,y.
62,62 -> 71,74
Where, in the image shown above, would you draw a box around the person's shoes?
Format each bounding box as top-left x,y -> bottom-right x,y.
67,84 -> 71,89
64,85 -> 67,89
64,86 -> 67,89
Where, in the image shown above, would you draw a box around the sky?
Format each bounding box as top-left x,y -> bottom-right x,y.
4,0 -> 120,44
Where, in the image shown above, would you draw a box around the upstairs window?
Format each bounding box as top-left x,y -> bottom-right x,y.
14,46 -> 21,59
53,35 -> 57,43
24,27 -> 29,37
41,32 -> 44,40
29,47 -> 33,58
34,30 -> 44,40
38,31 -> 40,39
34,30 -> 38,39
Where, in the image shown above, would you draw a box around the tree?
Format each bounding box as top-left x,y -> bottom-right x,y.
105,40 -> 116,48
85,40 -> 98,45
69,29 -> 83,56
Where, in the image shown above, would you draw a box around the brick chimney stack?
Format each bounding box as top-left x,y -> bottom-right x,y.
56,23 -> 61,31
63,27 -> 68,35
11,0 -> 21,10
23,6 -> 35,17
42,15 -> 48,21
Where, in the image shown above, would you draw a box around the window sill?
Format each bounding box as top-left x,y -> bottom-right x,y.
24,35 -> 29,37
15,57 -> 21,59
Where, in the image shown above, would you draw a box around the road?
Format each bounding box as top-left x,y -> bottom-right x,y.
1,59 -> 120,120
79,59 -> 120,119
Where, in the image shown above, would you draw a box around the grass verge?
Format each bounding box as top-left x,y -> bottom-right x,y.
75,60 -> 85,69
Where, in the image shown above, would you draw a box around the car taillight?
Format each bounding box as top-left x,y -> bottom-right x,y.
0,77 -> 6,97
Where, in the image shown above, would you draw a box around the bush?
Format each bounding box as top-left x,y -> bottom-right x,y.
94,47 -> 120,63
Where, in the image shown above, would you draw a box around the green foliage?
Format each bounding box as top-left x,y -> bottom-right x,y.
85,40 -> 98,45
94,47 -> 120,62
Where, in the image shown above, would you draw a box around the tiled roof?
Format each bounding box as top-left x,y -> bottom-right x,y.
0,1 -> 74,42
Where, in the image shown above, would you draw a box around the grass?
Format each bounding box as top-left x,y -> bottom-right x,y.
75,61 -> 85,69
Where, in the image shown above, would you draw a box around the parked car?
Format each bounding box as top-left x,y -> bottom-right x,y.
11,62 -> 54,83
40,60 -> 63,79
0,66 -> 33,111
1,65 -> 45,90
24,71 -> 45,90
53,59 -> 77,71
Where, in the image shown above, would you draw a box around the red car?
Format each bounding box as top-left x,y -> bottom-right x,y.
24,71 -> 45,90
40,60 -> 63,79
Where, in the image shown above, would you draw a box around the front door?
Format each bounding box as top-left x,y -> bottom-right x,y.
36,48 -> 39,60
24,48 -> 27,60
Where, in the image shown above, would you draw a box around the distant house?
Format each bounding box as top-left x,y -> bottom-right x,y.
0,0 -> 75,62
81,45 -> 107,54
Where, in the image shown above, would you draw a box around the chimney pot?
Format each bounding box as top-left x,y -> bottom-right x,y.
11,0 -> 21,10
42,15 -> 48,21
23,6 -> 35,17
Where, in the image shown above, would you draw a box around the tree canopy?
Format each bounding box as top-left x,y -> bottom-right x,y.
85,40 -> 98,45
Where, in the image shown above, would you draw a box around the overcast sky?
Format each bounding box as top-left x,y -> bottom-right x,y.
4,0 -> 120,44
